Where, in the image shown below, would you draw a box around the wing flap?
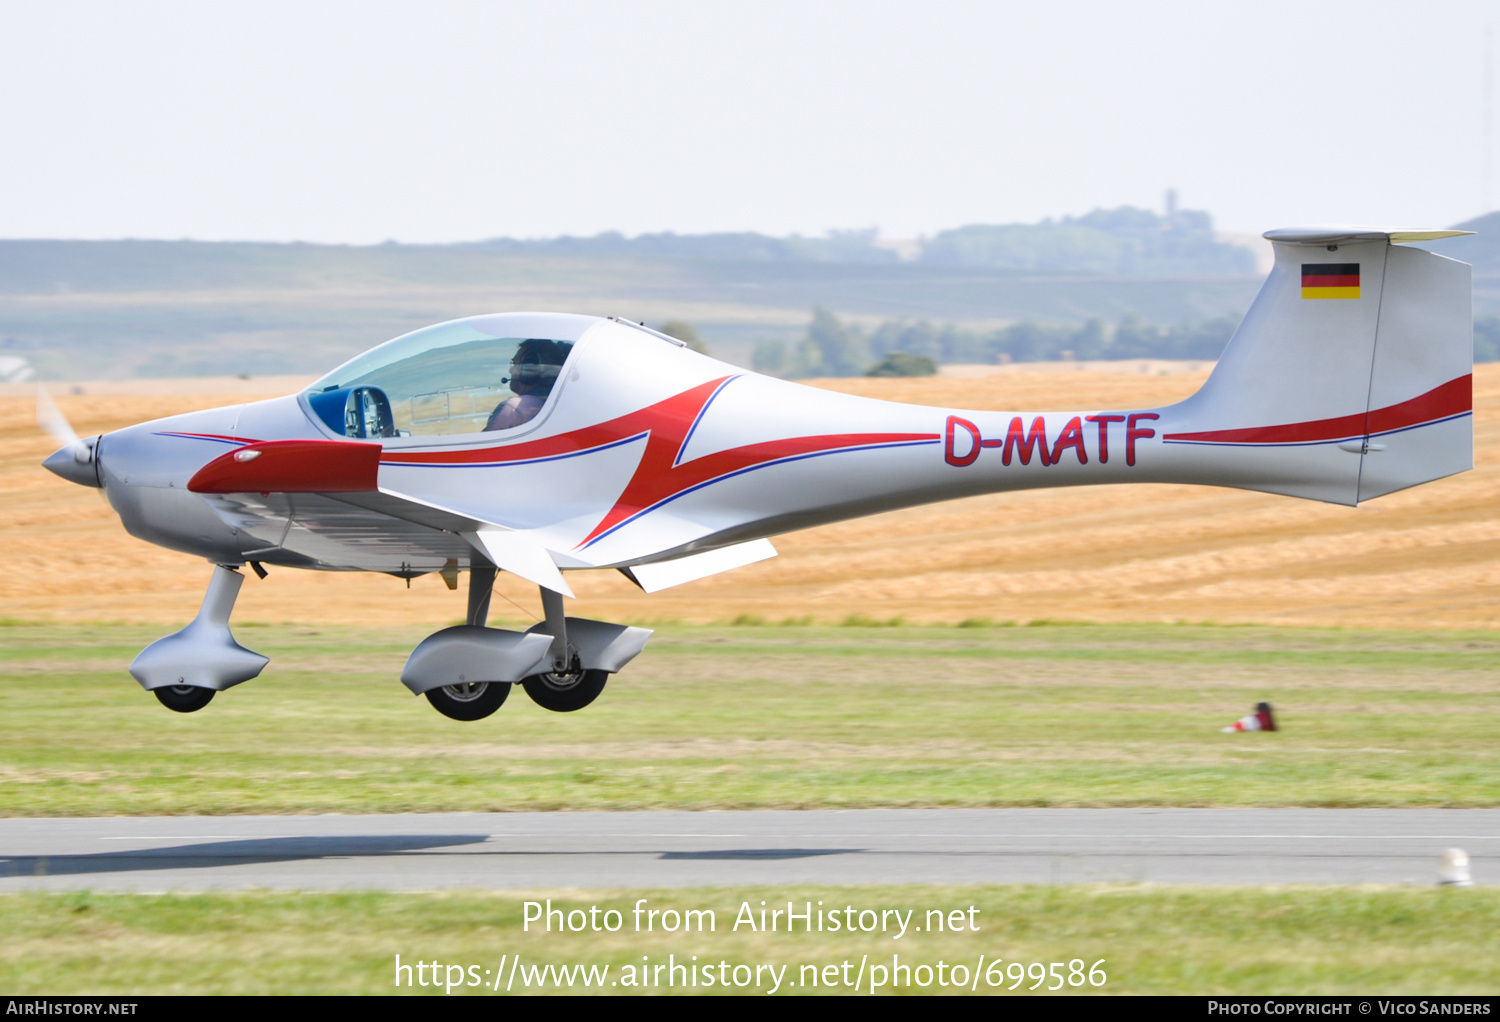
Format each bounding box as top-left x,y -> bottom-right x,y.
624,538 -> 777,593
464,528 -> 574,597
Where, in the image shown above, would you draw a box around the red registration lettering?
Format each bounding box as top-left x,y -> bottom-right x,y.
944,415 -> 981,467
1002,416 -> 1052,466
1084,414 -> 1125,463
1050,416 -> 1087,465
1126,413 -> 1159,466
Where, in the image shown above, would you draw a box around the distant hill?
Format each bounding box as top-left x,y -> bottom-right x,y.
919,206 -> 1257,275
469,229 -> 900,264
465,205 -> 1260,277
17,207 -> 1500,380
0,217 -> 1266,380
0,205 -> 1278,381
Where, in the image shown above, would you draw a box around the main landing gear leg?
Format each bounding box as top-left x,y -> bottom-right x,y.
540,586 -> 568,670
467,560 -> 495,627
423,558 -> 510,721
522,585 -> 608,712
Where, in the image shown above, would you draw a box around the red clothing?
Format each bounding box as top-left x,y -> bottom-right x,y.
485,394 -> 544,431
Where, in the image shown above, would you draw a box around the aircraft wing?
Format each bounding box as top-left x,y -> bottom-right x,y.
201,490 -> 481,576
189,437 -> 769,595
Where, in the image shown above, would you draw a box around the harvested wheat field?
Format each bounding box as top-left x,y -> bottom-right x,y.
3,366 -> 1499,628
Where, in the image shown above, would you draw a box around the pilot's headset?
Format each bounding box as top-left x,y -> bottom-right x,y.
507,339 -> 565,395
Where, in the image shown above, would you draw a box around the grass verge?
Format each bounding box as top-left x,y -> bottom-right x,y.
1,885 -> 1496,995
1,622 -> 1498,814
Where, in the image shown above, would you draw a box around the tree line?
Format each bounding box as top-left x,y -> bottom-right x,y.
476,204 -> 1257,276
672,308 -> 1500,380
750,307 -> 1244,378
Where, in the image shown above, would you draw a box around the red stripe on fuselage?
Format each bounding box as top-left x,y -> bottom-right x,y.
1163,374 -> 1472,445
379,376 -> 938,547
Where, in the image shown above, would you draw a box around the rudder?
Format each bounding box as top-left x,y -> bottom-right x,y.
1357,240 -> 1472,499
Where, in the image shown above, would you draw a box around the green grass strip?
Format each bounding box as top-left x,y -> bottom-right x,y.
1,886 -> 1496,995
2,623 -> 1498,814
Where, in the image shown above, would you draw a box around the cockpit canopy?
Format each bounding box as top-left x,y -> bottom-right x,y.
304,313 -> 596,438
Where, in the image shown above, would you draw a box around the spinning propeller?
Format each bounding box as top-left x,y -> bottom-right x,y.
37,386 -> 102,488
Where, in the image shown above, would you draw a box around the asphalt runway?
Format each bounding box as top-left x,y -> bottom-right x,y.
0,810 -> 1495,891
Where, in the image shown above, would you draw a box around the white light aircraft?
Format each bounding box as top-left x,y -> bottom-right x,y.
40,227 -> 1475,720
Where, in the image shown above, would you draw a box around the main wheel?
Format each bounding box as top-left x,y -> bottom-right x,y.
522,668 -> 608,712
154,685 -> 215,713
424,681 -> 510,721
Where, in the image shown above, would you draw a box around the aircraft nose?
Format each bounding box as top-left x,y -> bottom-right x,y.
42,436 -> 102,488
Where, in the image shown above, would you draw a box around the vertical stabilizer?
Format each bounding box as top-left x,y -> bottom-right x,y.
1164,227 -> 1473,505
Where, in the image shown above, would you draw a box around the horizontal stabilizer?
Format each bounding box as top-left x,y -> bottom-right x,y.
1263,225 -> 1475,245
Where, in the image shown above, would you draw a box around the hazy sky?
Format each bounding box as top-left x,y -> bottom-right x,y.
2,0 -> 1497,244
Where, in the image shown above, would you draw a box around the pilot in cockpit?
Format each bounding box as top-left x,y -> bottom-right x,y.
485,338 -> 568,431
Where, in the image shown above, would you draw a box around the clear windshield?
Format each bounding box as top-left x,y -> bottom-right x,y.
306,318 -> 580,437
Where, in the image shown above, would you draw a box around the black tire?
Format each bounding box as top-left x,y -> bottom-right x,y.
424,681 -> 510,721
154,685 -> 216,713
522,668 -> 608,712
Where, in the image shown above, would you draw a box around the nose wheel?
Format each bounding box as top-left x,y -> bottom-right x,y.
153,685 -> 216,713
425,681 -> 510,721
522,668 -> 607,712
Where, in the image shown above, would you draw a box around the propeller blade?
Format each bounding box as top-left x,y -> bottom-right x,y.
36,385 -> 81,450
36,385 -> 102,488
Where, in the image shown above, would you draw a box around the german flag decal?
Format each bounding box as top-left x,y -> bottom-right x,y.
1302,263 -> 1360,299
